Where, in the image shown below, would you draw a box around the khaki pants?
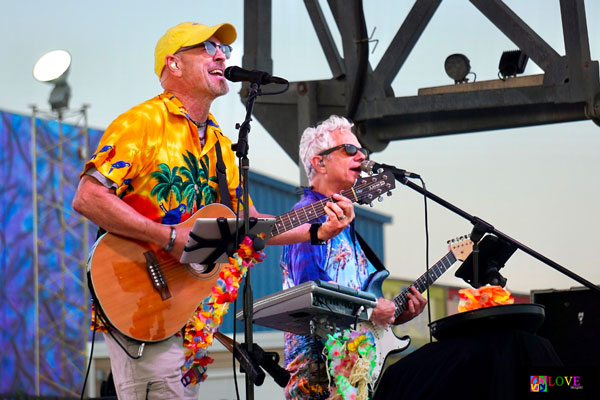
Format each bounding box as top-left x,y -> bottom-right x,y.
103,331 -> 200,400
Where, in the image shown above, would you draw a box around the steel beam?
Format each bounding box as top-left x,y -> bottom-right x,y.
374,0 -> 442,89
242,0 -> 273,72
304,0 -> 345,78
242,0 -> 599,158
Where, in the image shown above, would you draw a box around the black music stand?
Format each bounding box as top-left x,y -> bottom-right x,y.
454,234 -> 517,288
180,217 -> 275,265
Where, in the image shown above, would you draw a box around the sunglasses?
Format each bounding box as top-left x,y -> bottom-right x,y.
318,143 -> 369,158
175,40 -> 232,59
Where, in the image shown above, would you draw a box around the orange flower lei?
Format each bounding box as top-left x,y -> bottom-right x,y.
181,234 -> 266,386
458,285 -> 514,312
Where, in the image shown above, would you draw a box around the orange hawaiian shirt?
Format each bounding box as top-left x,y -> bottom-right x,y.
84,91 -> 251,224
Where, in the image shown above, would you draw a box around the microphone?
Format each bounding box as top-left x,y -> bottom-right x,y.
224,66 -> 288,85
360,160 -> 421,179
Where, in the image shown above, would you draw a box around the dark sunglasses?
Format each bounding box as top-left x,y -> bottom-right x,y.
318,143 -> 369,158
175,40 -> 232,59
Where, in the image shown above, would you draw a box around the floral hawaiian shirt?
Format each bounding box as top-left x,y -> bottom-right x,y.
280,188 -> 376,400
84,90 -> 250,224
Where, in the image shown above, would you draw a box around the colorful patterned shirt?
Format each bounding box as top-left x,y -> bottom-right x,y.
84,90 -> 251,223
280,188 -> 376,400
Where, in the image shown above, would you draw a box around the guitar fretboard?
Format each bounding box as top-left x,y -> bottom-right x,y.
270,195 -> 345,237
393,250 -> 458,319
270,176 -> 389,237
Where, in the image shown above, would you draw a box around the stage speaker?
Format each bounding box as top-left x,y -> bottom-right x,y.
531,287 -> 600,368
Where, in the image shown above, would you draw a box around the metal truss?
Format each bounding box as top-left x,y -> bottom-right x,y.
242,0 -> 599,161
30,105 -> 90,396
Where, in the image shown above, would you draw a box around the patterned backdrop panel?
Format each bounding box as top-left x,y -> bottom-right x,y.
0,110 -> 102,396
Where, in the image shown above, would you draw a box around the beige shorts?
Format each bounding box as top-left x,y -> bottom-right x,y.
102,331 -> 200,400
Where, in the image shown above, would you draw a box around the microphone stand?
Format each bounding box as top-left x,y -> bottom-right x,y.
382,166 -> 600,293
232,81 -> 260,400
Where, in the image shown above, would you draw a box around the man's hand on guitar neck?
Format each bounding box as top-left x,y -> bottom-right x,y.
370,286 -> 427,327
319,193 -> 355,241
393,286 -> 427,325
253,193 -> 355,245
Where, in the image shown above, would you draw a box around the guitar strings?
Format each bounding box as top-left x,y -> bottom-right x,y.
149,179 -> 384,275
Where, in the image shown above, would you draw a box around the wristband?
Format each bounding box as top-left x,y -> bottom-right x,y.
163,227 -> 176,252
309,223 -> 326,245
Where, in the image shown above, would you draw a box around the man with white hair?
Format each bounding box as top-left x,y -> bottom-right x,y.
281,115 -> 428,400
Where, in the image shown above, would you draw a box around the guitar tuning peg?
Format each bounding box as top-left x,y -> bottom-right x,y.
378,196 -> 383,202
387,191 -> 392,196
369,203 -> 374,207
377,168 -> 384,174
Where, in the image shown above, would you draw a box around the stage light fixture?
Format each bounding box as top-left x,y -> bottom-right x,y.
444,54 -> 471,83
33,50 -> 72,111
498,50 -> 528,80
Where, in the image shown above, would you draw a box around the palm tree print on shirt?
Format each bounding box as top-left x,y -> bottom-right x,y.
150,164 -> 183,222
180,150 -> 217,213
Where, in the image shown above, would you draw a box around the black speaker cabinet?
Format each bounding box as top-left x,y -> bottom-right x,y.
531,287 -> 600,368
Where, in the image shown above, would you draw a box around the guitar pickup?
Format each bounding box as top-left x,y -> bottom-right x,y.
144,251 -> 172,301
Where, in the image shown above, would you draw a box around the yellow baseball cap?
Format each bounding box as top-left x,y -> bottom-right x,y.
154,21 -> 237,78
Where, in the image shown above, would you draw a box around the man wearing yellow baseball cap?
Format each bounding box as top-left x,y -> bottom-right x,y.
73,21 -> 355,399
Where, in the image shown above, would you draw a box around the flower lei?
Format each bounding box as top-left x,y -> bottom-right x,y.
181,234 -> 266,386
324,327 -> 377,400
458,285 -> 514,312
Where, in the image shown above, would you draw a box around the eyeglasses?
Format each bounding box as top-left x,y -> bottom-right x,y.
318,144 -> 369,158
175,41 -> 232,59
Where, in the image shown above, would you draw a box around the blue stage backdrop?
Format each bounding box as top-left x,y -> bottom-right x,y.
0,110 -> 104,396
0,109 -> 390,396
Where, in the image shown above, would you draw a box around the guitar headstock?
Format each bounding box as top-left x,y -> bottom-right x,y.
447,235 -> 474,261
352,172 -> 396,206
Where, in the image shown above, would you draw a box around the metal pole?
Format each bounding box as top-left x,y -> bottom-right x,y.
58,111 -> 67,395
30,105 -> 40,396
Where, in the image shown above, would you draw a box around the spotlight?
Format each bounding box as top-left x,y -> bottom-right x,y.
444,54 -> 471,84
33,50 -> 72,111
498,50 -> 528,80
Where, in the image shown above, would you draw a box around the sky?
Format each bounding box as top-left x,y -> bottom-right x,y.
1,0 -> 599,296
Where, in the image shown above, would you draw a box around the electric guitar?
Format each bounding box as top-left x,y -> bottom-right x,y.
361,235 -> 474,385
88,172 -> 395,342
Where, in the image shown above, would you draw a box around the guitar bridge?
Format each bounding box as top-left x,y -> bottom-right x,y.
144,251 -> 172,300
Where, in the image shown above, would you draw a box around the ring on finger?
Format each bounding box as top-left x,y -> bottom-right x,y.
338,213 -> 346,220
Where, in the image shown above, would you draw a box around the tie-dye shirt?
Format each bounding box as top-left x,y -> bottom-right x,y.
280,188 -> 376,400
84,90 -> 250,224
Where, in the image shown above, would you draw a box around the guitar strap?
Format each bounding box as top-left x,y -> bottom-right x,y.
355,230 -> 387,272
214,140 -> 233,210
